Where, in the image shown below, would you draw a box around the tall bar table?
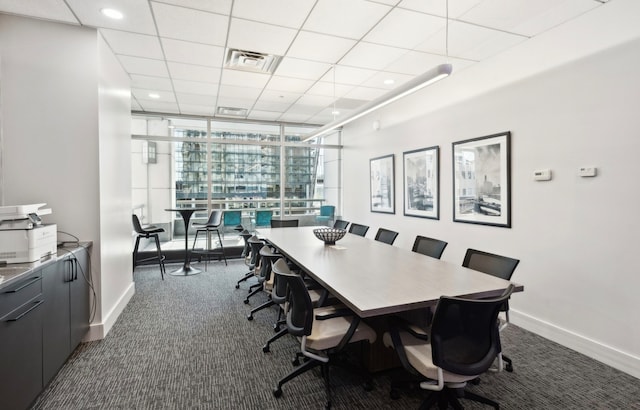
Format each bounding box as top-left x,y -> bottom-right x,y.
165,207 -> 206,276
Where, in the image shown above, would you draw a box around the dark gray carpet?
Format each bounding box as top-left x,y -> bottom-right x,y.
32,260 -> 640,409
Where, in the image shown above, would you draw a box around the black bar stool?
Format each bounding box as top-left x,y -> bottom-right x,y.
132,214 -> 166,280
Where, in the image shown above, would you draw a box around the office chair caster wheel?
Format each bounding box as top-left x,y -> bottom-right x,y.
273,387 -> 282,398
273,324 -> 280,332
263,344 -> 270,353
390,389 -> 401,400
235,284 -> 240,289
244,299 -> 250,304
292,357 -> 300,366
247,314 -> 253,321
506,363 -> 513,372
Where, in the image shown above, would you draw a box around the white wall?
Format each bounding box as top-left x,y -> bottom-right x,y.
341,0 -> 640,378
0,15 -> 133,341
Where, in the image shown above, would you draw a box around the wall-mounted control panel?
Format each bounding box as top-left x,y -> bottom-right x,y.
579,167 -> 597,177
533,169 -> 552,181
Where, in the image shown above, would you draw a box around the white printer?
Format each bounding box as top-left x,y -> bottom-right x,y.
0,203 -> 57,264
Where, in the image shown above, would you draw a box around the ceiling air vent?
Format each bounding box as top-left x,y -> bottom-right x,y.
225,49 -> 282,74
217,106 -> 248,117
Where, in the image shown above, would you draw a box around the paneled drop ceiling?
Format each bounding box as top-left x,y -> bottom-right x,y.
0,0 -> 607,125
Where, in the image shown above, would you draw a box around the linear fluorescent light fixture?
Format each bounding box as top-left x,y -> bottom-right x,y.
303,63 -> 452,142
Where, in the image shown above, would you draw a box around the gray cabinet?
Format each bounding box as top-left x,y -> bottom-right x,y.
0,269 -> 44,410
42,247 -> 90,387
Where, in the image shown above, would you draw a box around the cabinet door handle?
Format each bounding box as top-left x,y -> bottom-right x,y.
4,276 -> 41,293
74,259 -> 78,281
5,299 -> 44,322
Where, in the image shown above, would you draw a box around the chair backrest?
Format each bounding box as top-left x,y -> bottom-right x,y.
272,258 -> 313,337
271,258 -> 289,305
430,285 -> 514,376
255,209 -> 273,227
240,230 -> 253,256
205,210 -> 223,227
412,235 -> 448,259
333,219 -> 349,230
319,205 -> 335,217
348,223 -> 369,237
131,214 -> 145,234
375,228 -> 398,245
271,219 -> 299,228
248,236 -> 264,266
462,249 -> 520,281
223,210 -> 242,227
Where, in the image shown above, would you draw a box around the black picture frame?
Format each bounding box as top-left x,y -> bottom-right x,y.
370,154 -> 395,214
452,131 -> 511,228
403,146 -> 439,219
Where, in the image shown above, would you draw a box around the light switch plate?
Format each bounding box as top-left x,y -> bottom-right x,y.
533,169 -> 552,181
579,167 -> 597,177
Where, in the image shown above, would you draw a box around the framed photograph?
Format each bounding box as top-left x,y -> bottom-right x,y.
403,146 -> 439,219
370,154 -> 395,214
452,131 -> 511,227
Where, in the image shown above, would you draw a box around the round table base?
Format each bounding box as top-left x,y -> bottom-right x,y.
169,266 -> 202,276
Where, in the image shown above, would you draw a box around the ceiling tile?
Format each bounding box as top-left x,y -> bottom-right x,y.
305,81 -> 353,98
319,65 -> 377,86
383,50 -> 451,75
279,112 -> 314,123
295,94 -> 335,109
343,86 -> 387,101
132,99 -> 143,111
508,0 -> 599,37
119,56 -> 169,77
162,38 -> 225,67
138,100 -> 180,113
398,0 -> 482,18
132,88 -> 176,102
303,0 -> 391,39
131,74 -> 174,91
220,69 -> 270,88
101,29 -> 163,59
168,62 -> 221,83
360,71 -> 413,89
339,42 -> 407,71
247,110 -> 282,121
286,104 -> 324,116
177,103 -> 216,115
152,2 -> 228,45
173,79 -> 219,95
216,96 -> 256,109
265,76 -> 315,94
66,0 -> 156,35
176,93 -> 216,105
275,58 -> 332,81
218,84 -> 263,100
369,0 -> 402,6
259,90 -> 303,104
287,31 -> 357,64
0,0 -> 78,24
232,0 -> 316,29
153,0 -> 232,15
253,99 -> 294,113
364,8 -> 445,49
227,18 -> 297,56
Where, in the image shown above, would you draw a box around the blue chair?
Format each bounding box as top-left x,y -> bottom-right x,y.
254,209 -> 273,229
316,205 -> 335,225
223,210 -> 242,236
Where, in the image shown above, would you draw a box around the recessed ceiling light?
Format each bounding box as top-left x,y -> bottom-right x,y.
100,8 -> 123,20
384,79 -> 395,85
148,93 -> 160,99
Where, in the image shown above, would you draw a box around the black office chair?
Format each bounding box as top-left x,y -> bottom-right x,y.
271,219 -> 299,228
412,235 -> 448,259
463,248 -> 520,372
348,223 -> 369,237
236,236 -> 264,292
333,219 -> 349,230
384,285 -> 515,409
132,214 -> 166,280
272,258 -> 377,409
246,245 -> 281,312
374,228 -> 398,245
235,230 -> 255,289
191,210 -> 227,268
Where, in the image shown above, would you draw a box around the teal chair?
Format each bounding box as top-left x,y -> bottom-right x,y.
223,210 -> 242,236
316,205 -> 335,226
254,209 -> 273,230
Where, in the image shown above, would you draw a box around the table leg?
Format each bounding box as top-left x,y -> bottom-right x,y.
170,210 -> 202,276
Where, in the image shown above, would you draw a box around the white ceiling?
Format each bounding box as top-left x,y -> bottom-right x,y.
0,0 -> 606,125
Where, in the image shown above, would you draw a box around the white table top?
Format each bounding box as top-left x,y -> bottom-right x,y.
258,226 -> 523,318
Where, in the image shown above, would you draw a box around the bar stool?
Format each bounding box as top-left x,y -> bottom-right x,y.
191,210 -> 227,270
132,214 -> 166,280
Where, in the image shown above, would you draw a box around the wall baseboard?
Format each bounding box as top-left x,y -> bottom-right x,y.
83,282 -> 136,342
511,310 -> 639,379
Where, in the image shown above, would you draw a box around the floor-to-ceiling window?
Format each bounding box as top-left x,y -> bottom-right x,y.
131,114 -> 341,249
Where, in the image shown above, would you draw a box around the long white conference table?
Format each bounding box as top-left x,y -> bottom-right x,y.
258,226 -> 523,319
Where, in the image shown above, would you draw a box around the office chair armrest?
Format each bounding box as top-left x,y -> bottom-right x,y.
387,320 -> 424,378
404,323 -> 429,341
315,307 -> 353,320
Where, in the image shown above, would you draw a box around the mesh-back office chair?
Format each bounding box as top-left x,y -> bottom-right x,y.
223,210 -> 242,237
254,209 -> 273,230
272,259 -> 377,409
463,248 -> 520,372
375,228 -> 399,245
348,223 -> 369,237
271,219 -> 299,228
333,220 -> 349,230
235,230 -> 255,288
132,214 -> 166,280
384,285 -> 515,409
412,235 -> 448,259
191,210 -> 227,268
316,205 -> 335,226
